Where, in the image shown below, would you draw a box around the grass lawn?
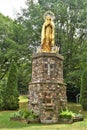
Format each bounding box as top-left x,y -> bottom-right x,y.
0,95 -> 87,130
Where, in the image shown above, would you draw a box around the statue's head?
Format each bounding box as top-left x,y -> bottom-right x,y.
43,11 -> 55,21
45,15 -> 51,22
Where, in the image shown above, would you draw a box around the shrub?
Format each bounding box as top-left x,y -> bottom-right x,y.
59,109 -> 75,119
4,60 -> 19,110
0,78 -> 7,110
0,93 -> 4,110
80,68 -> 87,111
11,109 -> 39,120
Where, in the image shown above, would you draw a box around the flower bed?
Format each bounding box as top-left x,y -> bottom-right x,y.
10,109 -> 39,124
59,109 -> 84,124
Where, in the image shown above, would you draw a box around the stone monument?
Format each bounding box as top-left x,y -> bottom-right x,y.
29,11 -> 67,123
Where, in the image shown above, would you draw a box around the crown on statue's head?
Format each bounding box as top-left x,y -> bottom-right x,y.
43,11 -> 55,21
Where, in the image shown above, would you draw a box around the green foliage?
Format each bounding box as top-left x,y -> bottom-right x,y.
0,78 -> 7,110
11,109 -> 39,120
80,68 -> 87,111
4,60 -> 19,110
0,82 -> 4,110
0,13 -> 32,94
59,108 -> 75,119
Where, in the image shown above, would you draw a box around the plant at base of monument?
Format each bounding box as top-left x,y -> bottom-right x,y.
11,109 -> 39,120
59,108 -> 83,121
4,60 -> 19,110
80,68 -> 87,111
59,108 -> 76,119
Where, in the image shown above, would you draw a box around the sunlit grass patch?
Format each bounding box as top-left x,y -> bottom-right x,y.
19,95 -> 28,103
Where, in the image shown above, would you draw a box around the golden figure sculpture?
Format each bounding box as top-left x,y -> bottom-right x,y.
41,11 -> 55,52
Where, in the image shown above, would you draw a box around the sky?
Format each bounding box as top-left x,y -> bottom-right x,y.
0,0 -> 27,19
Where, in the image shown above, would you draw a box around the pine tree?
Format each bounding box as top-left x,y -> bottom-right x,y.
4,60 -> 19,110
80,68 -> 87,111
0,81 -> 4,110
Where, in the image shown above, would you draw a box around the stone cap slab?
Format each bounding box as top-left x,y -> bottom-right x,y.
32,52 -> 64,60
29,81 -> 66,85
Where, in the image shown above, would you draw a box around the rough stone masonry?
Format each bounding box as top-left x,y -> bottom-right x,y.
29,52 -> 67,123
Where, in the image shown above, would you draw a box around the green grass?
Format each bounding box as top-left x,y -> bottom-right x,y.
19,95 -> 28,103
19,95 -> 29,110
0,96 -> 87,130
68,103 -> 87,118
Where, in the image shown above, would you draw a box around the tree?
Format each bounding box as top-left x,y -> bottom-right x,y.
0,13 -> 32,93
80,68 -> 87,110
0,78 -> 7,110
0,13 -> 21,80
4,60 -> 19,110
0,81 -> 4,110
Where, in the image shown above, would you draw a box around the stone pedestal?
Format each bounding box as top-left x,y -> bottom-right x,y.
29,52 -> 67,123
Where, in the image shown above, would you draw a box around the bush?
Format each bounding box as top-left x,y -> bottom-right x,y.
11,109 -> 39,120
80,68 -> 87,111
0,78 -> 7,110
4,60 -> 19,110
0,95 -> 4,110
59,109 -> 75,119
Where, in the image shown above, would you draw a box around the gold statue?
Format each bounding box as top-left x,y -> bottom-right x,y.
41,11 -> 55,52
